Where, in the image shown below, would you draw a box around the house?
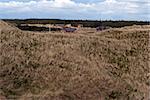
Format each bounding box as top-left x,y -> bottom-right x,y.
63,27 -> 77,32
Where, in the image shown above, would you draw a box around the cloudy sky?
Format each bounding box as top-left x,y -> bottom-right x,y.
0,0 -> 149,20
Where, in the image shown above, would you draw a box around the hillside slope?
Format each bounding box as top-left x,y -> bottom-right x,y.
0,20 -> 150,100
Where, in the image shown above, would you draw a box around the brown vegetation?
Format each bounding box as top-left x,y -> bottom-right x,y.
0,20 -> 150,100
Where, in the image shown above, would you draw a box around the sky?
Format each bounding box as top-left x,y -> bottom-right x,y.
0,0 -> 149,21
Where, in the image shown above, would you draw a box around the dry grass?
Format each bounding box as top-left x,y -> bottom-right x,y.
0,20 -> 150,100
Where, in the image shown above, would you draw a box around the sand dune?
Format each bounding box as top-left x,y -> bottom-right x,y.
0,20 -> 149,100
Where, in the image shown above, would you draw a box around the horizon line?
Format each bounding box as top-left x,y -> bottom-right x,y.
2,18 -> 150,22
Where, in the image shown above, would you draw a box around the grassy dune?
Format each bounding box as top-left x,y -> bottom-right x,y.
0,20 -> 150,100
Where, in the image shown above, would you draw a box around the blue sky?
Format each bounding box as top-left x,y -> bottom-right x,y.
0,0 -> 149,21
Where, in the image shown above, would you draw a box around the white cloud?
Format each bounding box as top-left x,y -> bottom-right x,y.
0,0 -> 149,20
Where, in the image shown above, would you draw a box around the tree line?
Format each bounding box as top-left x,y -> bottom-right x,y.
3,19 -> 149,28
